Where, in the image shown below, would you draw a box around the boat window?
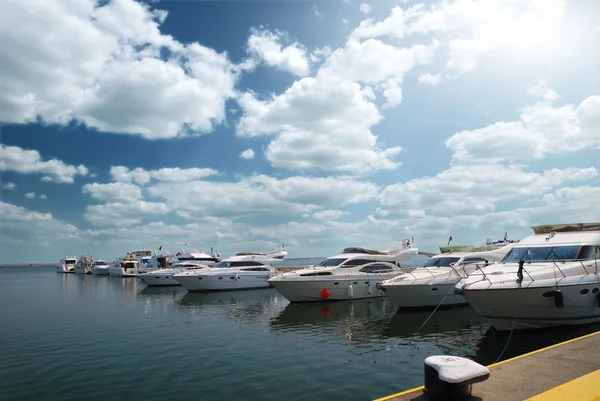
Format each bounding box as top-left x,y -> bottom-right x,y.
66,259 -> 76,265
212,261 -> 231,268
123,262 -> 136,269
423,257 -> 460,267
315,258 -> 347,267
300,272 -> 333,276
359,264 -> 393,273
242,267 -> 270,271
576,246 -> 597,260
462,257 -> 488,265
342,259 -> 377,267
502,246 -> 583,262
245,261 -> 264,266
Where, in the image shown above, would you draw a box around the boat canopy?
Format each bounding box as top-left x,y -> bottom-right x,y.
341,247 -> 387,255
531,223 -> 600,235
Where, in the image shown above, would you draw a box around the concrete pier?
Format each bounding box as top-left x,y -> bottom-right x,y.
374,331 -> 600,401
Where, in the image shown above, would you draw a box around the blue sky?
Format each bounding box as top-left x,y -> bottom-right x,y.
1,0 -> 600,263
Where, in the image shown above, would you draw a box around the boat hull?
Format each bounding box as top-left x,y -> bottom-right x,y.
462,281 -> 600,331
383,281 -> 467,308
108,267 -> 137,278
74,266 -> 91,274
139,271 -> 180,286
175,273 -> 272,291
270,278 -> 387,302
91,267 -> 109,275
56,264 -> 74,273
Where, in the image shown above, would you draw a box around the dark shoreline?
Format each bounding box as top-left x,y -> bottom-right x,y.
0,264 -> 54,268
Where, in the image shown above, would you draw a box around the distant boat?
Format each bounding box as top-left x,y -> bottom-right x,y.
56,256 -> 77,273
74,254 -> 94,274
91,259 -> 109,276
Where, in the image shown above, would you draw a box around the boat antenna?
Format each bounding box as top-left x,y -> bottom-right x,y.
447,236 -> 452,246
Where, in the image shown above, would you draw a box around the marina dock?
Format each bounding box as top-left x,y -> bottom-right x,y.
374,330 -> 600,401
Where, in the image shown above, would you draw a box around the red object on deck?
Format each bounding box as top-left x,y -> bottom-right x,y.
321,288 -> 330,298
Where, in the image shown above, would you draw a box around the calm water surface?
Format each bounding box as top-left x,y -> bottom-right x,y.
1,267 -> 599,401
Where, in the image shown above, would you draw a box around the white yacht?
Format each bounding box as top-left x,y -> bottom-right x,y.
56,256 -> 77,273
108,255 -> 140,277
174,253 -> 283,292
269,241 -> 418,302
380,245 -> 514,308
91,259 -> 110,275
170,246 -> 221,265
74,253 -> 94,274
146,249 -> 174,270
456,223 -> 600,331
128,249 -> 152,272
138,260 -> 211,286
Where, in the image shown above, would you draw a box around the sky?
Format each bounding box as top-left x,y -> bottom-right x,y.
1,0 -> 600,263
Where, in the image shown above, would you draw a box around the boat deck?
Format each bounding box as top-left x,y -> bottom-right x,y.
374,331 -> 600,401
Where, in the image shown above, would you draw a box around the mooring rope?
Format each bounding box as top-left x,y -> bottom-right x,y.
493,283 -> 523,363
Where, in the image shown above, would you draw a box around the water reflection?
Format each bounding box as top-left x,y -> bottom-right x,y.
176,289 -> 287,323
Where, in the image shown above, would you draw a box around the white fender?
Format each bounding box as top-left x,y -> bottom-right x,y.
348,284 -> 354,299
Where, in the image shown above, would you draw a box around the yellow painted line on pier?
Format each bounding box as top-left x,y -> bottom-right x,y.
372,330 -> 600,401
525,369 -> 600,401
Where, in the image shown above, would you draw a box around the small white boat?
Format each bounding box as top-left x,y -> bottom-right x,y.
381,244 -> 514,308
74,253 -> 94,274
269,240 -> 418,302
174,252 -> 284,292
56,256 -> 77,273
108,256 -> 139,277
456,223 -> 600,331
138,260 -> 211,286
91,259 -> 110,275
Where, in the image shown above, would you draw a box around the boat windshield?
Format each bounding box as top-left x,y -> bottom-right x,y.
212,261 -> 233,268
65,259 -> 76,265
123,262 -> 137,269
423,257 -> 461,268
501,245 -> 597,263
315,258 -> 347,267
93,261 -> 106,266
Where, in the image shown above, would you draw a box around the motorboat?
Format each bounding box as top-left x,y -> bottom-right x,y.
173,252 -> 283,292
108,255 -> 140,277
455,223 -> 600,331
74,253 -> 94,274
128,249 -> 153,272
91,259 -> 110,275
138,260 -> 211,287
268,240 -> 418,302
146,249 -> 174,270
380,244 -> 514,308
56,256 -> 77,273
170,246 -> 221,265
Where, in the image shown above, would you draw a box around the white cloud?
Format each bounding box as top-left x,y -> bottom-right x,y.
148,174 -> 379,218
84,200 -> 170,227
446,92 -> 600,164
528,79 -> 559,102
342,18 -> 350,25
25,192 -> 36,199
360,3 -> 372,15
352,1 -> 566,74
312,209 -> 349,220
418,73 -> 443,86
309,47 -> 332,63
0,0 -> 239,139
312,6 -> 323,20
240,149 -> 255,160
109,166 -> 219,185
82,182 -> 142,203
39,194 -> 47,200
0,144 -> 88,184
380,165 -> 596,217
1,182 -> 16,190
247,28 -> 310,76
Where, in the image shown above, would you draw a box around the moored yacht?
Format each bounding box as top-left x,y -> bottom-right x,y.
91,259 -> 110,275
456,223 -> 600,331
56,256 -> 77,273
138,260 -> 211,286
74,253 -> 94,274
381,244 -> 514,308
108,255 -> 140,277
146,249 -> 173,270
269,240 -> 418,302
174,252 -> 284,292
170,246 -> 221,265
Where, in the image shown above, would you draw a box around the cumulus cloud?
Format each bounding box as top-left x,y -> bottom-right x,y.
360,3 -> 372,15
247,28 -> 310,76
1,182 -> 16,190
109,166 -> 219,185
0,144 -> 88,184
446,91 -> 600,164
82,182 -> 142,203
240,149 -> 255,160
25,192 -> 36,199
0,0 -> 240,139
418,73 -> 443,86
312,209 -> 350,220
84,200 -> 170,227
